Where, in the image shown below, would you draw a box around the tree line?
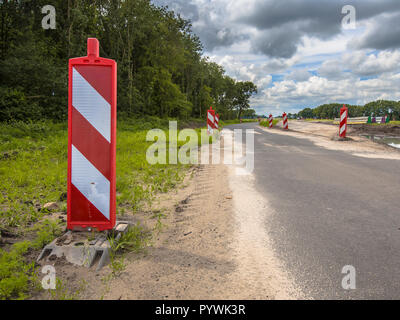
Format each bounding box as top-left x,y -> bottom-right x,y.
295,100 -> 400,120
0,0 -> 257,122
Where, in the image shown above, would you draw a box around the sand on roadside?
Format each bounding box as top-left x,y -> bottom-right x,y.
267,120 -> 400,160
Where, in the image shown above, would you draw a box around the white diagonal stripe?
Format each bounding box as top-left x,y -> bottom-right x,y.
340,124 -> 346,135
208,112 -> 214,123
73,68 -> 111,142
71,145 -> 110,220
341,111 -> 347,122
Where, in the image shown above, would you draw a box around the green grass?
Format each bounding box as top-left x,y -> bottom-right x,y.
0,116 -> 210,299
259,119 -> 279,127
220,119 -> 258,127
0,241 -> 38,300
298,118 -> 334,123
48,278 -> 87,300
0,219 -> 64,300
364,121 -> 400,126
108,223 -> 151,276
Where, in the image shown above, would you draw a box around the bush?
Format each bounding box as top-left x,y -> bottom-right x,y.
0,87 -> 43,122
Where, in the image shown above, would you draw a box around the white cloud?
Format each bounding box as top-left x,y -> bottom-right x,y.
253,72 -> 400,115
152,0 -> 400,115
343,50 -> 400,76
285,69 -> 312,82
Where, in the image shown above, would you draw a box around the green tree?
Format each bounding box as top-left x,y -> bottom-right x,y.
233,81 -> 258,119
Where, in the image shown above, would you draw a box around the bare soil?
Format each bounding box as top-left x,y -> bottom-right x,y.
265,120 -> 400,160
349,123 -> 400,136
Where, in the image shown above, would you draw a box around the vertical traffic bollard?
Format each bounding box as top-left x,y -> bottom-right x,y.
67,38 -> 117,231
207,107 -> 215,135
282,112 -> 288,130
339,104 -> 348,139
268,114 -> 273,128
215,113 -> 220,130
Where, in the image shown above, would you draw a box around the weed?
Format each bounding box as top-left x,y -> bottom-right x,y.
260,119 -> 279,127
108,223 -> 151,276
32,219 -> 63,249
48,278 -> 86,300
110,223 -> 151,254
0,241 -> 37,300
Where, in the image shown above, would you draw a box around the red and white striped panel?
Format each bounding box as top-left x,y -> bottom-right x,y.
207,108 -> 215,135
215,114 -> 219,129
283,112 -> 288,130
70,66 -> 112,222
339,105 -> 348,138
268,114 -> 273,128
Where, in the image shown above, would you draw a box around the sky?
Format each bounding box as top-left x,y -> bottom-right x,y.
152,0 -> 400,116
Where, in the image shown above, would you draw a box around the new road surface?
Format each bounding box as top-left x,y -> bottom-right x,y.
228,122 -> 400,299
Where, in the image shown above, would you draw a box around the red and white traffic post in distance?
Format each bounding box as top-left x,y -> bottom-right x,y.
282,112 -> 288,130
339,104 -> 348,138
67,38 -> 117,231
215,114 -> 220,130
268,114 -> 273,128
207,107 -> 215,135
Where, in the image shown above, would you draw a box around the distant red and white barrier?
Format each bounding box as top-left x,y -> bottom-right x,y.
207,107 -> 215,135
339,105 -> 348,138
215,113 -> 219,130
282,112 -> 288,130
268,114 -> 273,128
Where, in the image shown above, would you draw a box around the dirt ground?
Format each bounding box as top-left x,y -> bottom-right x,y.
271,120 -> 400,160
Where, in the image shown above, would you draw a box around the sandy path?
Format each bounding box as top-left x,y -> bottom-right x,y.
98,163 -> 240,299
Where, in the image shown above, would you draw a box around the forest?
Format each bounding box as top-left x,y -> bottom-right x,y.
0,0 -> 257,122
295,100 -> 400,120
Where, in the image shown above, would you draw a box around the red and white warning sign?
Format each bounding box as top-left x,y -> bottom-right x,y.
282,112 -> 288,130
207,107 -> 215,135
339,104 -> 348,138
215,113 -> 220,130
268,114 -> 273,128
67,38 -> 117,231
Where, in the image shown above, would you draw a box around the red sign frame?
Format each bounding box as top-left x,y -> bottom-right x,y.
67,38 -> 117,231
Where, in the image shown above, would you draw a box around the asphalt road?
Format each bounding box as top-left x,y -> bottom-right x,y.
228,122 -> 400,299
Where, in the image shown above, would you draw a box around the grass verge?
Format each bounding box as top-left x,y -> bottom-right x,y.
259,119 -> 279,127
0,116 -> 209,299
